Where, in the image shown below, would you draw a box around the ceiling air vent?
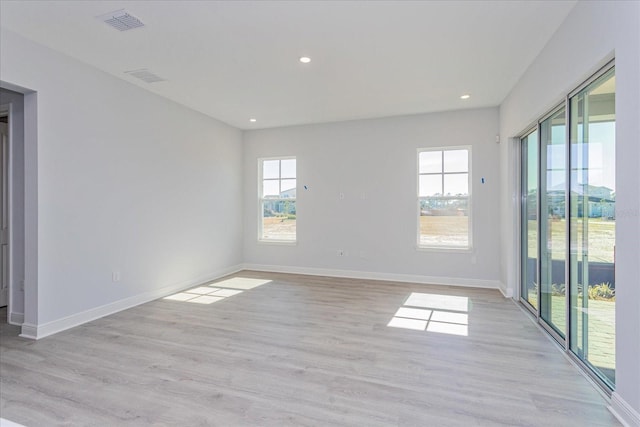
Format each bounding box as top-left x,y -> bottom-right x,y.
124,69 -> 166,84
98,9 -> 145,31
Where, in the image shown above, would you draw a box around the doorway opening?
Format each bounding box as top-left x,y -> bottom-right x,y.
0,84 -> 31,332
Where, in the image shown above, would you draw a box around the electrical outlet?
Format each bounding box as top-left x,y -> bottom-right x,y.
112,271 -> 121,282
337,249 -> 345,257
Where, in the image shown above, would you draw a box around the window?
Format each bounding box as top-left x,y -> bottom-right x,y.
418,147 -> 471,249
259,157 -> 296,242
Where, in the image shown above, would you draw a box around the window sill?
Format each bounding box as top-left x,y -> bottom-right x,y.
257,239 -> 297,246
416,246 -> 473,253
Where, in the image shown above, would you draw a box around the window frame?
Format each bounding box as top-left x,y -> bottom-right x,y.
258,156 -> 297,244
416,146 -> 472,251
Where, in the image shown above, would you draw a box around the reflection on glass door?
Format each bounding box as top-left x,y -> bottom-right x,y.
569,68 -> 616,387
540,107 -> 567,338
521,130 -> 538,311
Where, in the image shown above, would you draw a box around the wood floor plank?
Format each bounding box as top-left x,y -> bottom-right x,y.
0,271 -> 619,426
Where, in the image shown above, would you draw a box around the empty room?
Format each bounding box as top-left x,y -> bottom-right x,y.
0,1 -> 639,426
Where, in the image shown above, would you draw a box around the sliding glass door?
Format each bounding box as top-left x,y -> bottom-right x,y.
521,107 -> 567,341
520,63 -> 615,390
569,68 -> 616,387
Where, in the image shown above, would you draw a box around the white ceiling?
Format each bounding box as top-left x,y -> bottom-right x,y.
0,0 -> 577,130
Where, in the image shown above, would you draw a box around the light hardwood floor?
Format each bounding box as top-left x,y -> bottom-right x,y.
0,271 -> 619,426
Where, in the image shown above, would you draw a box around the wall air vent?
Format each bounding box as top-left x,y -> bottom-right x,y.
124,69 -> 166,84
98,9 -> 145,31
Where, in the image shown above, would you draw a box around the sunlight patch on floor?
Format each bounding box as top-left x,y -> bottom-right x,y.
388,292 -> 469,336
212,277 -> 272,290
188,287 -> 221,295
387,317 -> 427,331
404,293 -> 469,312
163,277 -> 272,305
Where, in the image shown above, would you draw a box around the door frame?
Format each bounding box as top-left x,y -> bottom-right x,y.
0,105 -> 10,318
0,81 -> 38,335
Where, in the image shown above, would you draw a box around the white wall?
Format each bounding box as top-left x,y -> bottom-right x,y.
499,0 -> 640,423
243,108 -> 501,287
0,29 -> 244,334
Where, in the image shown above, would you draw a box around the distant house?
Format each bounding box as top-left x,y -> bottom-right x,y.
264,187 -> 297,216
536,184 -> 615,219
280,188 -> 296,198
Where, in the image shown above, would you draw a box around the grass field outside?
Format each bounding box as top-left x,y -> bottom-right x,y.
420,216 -> 614,263
527,218 -> 615,263
262,217 -> 296,240
419,215 -> 469,247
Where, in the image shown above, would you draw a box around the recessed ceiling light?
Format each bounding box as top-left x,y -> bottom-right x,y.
249,118 -> 257,123
299,56 -> 311,64
460,94 -> 471,100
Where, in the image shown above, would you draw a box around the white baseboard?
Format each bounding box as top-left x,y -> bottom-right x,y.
19,323 -> 37,340
21,264 -> 243,340
15,264 -> 504,339
610,392 -> 640,427
242,263 -> 501,290
498,283 -> 513,298
8,311 -> 24,325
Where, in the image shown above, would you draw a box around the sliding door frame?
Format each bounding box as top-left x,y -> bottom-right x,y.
519,125 -> 538,316
566,60 -> 616,393
517,59 -> 615,395
518,103 -> 568,348
539,103 -> 569,347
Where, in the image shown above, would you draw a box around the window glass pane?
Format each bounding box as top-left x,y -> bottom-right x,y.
419,175 -> 442,197
444,150 -> 468,173
262,200 -> 296,241
263,160 -> 280,179
262,180 -> 280,197
419,198 -> 469,247
444,173 -> 468,196
418,148 -> 470,249
281,179 -> 297,197
540,107 -> 567,339
521,130 -> 539,310
281,159 -> 296,179
260,157 -> 297,242
419,151 -> 442,173
547,135 -> 566,175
